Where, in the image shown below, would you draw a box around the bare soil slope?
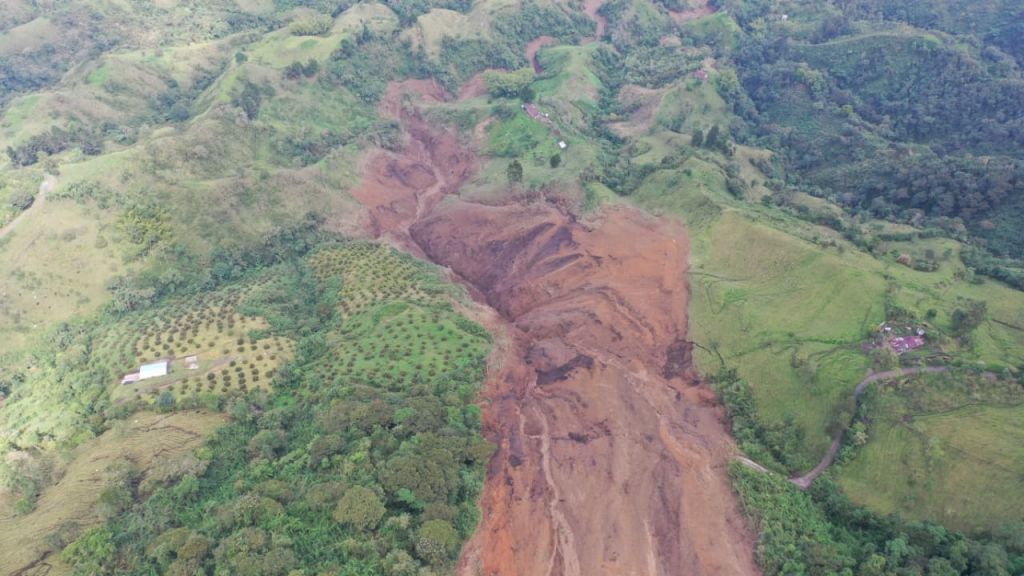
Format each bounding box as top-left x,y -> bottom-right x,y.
349,81 -> 758,576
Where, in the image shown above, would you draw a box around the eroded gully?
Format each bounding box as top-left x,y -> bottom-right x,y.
344,80 -> 759,576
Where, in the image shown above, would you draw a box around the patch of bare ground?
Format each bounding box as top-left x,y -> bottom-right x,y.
527,35 -> 557,73
348,80 -> 759,576
610,84 -> 668,138
583,0 -> 608,40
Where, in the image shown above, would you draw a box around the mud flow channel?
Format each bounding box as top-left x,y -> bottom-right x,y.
348,81 -> 758,576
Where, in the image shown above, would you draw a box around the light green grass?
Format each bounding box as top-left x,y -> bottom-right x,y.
248,28 -> 347,68
654,78 -> 731,134
841,397 -> 1024,533
332,3 -> 399,35
0,200 -> 129,356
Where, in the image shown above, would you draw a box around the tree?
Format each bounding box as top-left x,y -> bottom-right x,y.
333,486 -> 385,531
61,527 -> 115,576
247,429 -> 287,459
284,61 -> 304,80
8,191 -> 34,211
302,58 -> 320,77
518,84 -> 535,103
705,124 -> 722,149
483,68 -> 535,99
549,153 -> 561,168
927,557 -> 959,576
951,300 -> 987,336
692,128 -> 704,147
415,519 -> 459,567
156,390 -> 177,412
506,159 -> 523,184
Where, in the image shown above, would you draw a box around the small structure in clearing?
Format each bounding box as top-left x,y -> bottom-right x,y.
139,360 -> 170,380
121,373 -> 141,385
185,355 -> 200,370
876,323 -> 928,355
692,69 -> 709,82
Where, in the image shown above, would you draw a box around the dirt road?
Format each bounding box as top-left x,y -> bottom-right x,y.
348,81 -> 758,576
789,365 -> 949,489
0,174 -> 54,241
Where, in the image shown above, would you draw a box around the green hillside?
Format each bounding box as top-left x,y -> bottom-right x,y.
1,0 -> 1023,575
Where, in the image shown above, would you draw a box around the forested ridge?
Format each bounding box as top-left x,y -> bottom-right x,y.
714,0 -> 1024,276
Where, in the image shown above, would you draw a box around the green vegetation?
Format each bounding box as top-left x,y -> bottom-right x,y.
3,0 -> 1024,574
2,241 -> 491,575
838,370 -> 1024,532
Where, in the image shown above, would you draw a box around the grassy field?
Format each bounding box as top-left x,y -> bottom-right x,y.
839,370 -> 1024,532
0,195 -> 130,357
609,58 -> 1024,475
0,410 -> 226,576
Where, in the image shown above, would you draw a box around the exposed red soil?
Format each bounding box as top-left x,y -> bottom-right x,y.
458,71 -> 490,101
527,35 -> 556,73
583,0 -> 608,40
348,80 -> 759,576
610,84 -> 667,137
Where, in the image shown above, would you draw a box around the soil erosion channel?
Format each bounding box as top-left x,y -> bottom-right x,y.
349,82 -> 758,576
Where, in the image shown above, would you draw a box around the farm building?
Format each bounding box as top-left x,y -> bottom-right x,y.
692,69 -> 709,82
890,336 -> 925,354
523,103 -> 542,120
185,355 -> 200,370
121,373 -> 141,385
139,360 -> 170,380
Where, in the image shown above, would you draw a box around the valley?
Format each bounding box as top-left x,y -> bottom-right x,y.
1,0 -> 1023,575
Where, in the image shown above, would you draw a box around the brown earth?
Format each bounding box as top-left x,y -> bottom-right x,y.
583,0 -> 608,40
610,84 -> 668,137
526,35 -> 556,73
348,81 -> 759,576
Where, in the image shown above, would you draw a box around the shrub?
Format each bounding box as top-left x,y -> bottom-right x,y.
332,486 -> 385,531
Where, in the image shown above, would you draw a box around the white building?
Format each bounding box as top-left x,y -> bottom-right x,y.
139,360 -> 170,380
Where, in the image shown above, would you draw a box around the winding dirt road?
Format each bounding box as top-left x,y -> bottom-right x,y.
0,174 -> 54,241
348,81 -> 759,575
789,365 -> 948,489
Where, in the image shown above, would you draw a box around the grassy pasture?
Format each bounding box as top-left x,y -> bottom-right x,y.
332,3 -> 399,35
0,17 -> 59,56
839,370 -> 1024,532
0,411 -> 225,576
0,198 -> 129,356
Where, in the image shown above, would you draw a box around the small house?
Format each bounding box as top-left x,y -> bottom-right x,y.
890,336 -> 925,354
139,360 -> 170,380
692,69 -> 709,82
185,355 -> 200,370
121,373 -> 141,385
523,103 -> 542,120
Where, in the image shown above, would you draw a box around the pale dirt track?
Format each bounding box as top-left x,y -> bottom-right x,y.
0,174 -> 54,241
348,80 -> 760,576
789,365 -> 949,489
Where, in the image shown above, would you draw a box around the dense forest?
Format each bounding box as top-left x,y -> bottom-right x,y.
713,0 -> 1024,277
